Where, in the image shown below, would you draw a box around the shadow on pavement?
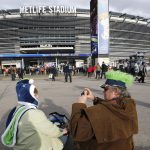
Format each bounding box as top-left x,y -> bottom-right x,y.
135,146 -> 150,150
39,98 -> 70,119
135,100 -> 150,108
134,80 -> 150,87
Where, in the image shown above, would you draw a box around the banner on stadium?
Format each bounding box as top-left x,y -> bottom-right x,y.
98,0 -> 109,55
90,0 -> 98,56
91,35 -> 98,55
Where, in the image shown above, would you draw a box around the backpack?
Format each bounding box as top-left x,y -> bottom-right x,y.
49,112 -> 75,150
49,112 -> 69,129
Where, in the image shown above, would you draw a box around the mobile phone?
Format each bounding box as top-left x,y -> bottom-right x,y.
81,91 -> 84,96
81,90 -> 89,96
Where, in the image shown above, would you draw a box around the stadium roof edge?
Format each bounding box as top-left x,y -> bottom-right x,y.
0,8 -> 149,25
0,8 -> 148,19
109,11 -> 149,25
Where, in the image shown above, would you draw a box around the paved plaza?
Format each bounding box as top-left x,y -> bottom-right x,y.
0,75 -> 150,150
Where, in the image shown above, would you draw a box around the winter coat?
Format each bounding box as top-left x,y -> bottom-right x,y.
14,107 -> 64,150
63,65 -> 70,73
70,97 -> 138,150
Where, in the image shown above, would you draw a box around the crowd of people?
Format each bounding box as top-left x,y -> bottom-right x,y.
0,59 -> 148,84
83,62 -> 108,79
116,60 -> 147,83
83,60 -> 148,83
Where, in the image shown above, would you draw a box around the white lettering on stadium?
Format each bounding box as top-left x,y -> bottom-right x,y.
20,6 -> 77,14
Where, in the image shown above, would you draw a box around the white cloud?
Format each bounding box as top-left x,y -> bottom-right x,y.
109,0 -> 150,18
0,0 -> 90,9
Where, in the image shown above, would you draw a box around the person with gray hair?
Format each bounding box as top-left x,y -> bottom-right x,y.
70,70 -> 138,150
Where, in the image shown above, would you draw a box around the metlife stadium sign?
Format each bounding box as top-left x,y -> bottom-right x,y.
19,6 -> 77,14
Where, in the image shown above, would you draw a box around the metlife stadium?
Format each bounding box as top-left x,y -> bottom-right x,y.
0,5 -> 150,67
109,11 -> 150,58
0,7 -> 90,67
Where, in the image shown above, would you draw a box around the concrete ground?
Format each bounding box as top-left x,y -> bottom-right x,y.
0,74 -> 150,150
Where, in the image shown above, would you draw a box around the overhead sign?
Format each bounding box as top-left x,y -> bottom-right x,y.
20,6 -> 76,14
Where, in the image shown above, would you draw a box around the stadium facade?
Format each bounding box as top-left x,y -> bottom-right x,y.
0,8 -> 150,67
0,8 -> 90,67
109,11 -> 150,58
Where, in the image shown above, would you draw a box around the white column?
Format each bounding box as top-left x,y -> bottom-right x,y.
21,58 -> 24,69
55,57 -> 58,67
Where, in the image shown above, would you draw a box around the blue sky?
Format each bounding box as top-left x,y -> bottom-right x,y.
0,0 -> 150,18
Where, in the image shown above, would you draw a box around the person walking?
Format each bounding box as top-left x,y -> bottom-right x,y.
100,62 -> 108,79
95,63 -> 101,79
50,65 -> 57,81
70,70 -> 138,150
63,62 -> 72,83
138,62 -> 147,83
10,66 -> 16,81
87,65 -> 93,78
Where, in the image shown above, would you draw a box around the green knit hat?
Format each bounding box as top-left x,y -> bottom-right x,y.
101,70 -> 134,88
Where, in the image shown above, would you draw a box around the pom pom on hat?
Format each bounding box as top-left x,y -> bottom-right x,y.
29,79 -> 34,84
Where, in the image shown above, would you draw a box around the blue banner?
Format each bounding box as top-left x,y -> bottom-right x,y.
0,53 -> 91,58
